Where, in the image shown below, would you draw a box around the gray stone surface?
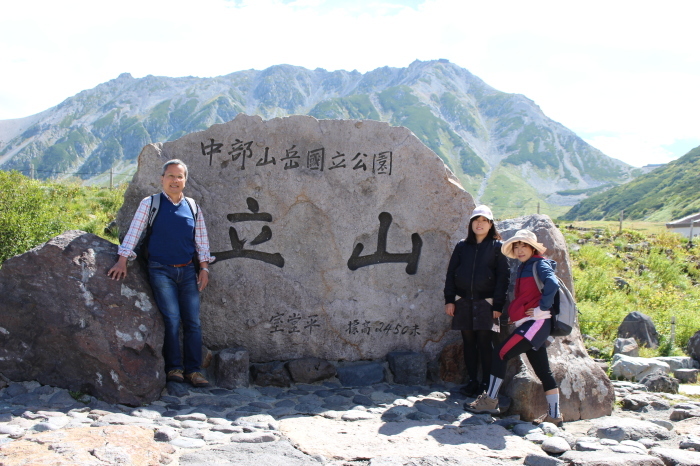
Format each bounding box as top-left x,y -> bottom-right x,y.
679,434 -> 700,450
170,436 -> 207,448
251,361 -> 292,387
640,372 -> 679,394
620,439 -> 648,454
674,368 -> 698,383
649,419 -> 673,430
541,436 -> 571,454
367,458 -> 508,466
618,311 -> 659,349
613,337 -> 639,357
524,453 -> 565,466
230,432 -> 277,443
611,353 -> 671,381
670,408 -> 700,421
560,450 -> 664,465
154,426 -> 179,442
286,357 -> 336,384
513,423 -> 542,436
0,231 -> 164,406
0,424 -> 25,438
337,362 -> 385,386
588,417 -> 673,441
215,347 -> 250,389
654,356 -> 699,371
621,394 -> 651,411
387,351 -> 428,385
576,440 -> 607,451
687,329 -> 700,363
650,447 -> 700,466
115,114 -> 475,362
179,440 -> 321,465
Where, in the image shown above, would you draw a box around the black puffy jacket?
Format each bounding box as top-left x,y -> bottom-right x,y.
443,238 -> 510,312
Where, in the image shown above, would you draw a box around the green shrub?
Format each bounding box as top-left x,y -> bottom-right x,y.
0,170 -> 125,264
0,171 -> 68,262
570,225 -> 700,358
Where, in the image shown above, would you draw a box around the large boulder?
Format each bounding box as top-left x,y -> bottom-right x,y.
639,372 -> 679,394
618,311 -> 659,348
611,353 -> 671,381
0,231 -> 164,405
687,330 -> 700,363
495,215 -> 615,421
116,114 -> 474,362
613,337 -> 639,357
653,356 -> 699,371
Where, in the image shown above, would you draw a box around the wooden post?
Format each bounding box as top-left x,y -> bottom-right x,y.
109,168 -> 114,190
619,210 -> 624,233
537,202 -> 540,215
30,164 -> 34,180
690,220 -> 695,244
670,316 -> 676,348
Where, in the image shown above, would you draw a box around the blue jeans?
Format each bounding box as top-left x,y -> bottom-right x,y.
148,260 -> 202,374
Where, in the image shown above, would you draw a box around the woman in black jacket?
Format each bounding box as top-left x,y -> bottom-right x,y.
444,205 -> 510,397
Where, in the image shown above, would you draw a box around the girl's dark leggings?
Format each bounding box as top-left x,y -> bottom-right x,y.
491,334 -> 557,392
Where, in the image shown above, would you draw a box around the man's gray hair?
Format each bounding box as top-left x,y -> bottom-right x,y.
161,159 -> 188,179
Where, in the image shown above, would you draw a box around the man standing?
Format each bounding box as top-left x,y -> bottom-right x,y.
108,159 -> 214,387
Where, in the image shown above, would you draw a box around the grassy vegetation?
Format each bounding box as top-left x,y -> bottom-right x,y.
0,170 -> 125,264
561,221 -> 700,360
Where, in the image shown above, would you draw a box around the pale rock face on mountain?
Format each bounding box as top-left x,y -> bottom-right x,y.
117,114 -> 474,361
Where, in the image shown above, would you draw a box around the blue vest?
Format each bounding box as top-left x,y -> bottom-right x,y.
148,193 -> 196,265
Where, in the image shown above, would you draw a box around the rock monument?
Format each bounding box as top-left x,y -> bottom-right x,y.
117,114 -> 474,362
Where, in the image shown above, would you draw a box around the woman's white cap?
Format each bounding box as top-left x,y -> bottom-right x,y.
469,205 -> 494,221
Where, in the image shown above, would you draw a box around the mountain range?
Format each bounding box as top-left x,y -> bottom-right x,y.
562,144 -> 700,222
0,59 -> 645,218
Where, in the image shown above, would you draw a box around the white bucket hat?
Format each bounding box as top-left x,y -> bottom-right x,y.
501,229 -> 547,259
469,205 -> 494,222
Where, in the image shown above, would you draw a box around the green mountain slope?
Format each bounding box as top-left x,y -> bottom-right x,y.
0,60 -> 637,216
563,145 -> 700,222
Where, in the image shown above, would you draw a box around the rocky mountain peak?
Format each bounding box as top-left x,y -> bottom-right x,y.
0,62 -> 636,216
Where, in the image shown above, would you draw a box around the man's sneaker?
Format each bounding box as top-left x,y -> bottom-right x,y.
464,392 -> 499,414
185,372 -> 210,387
459,380 -> 480,397
166,369 -> 184,383
533,413 -> 563,428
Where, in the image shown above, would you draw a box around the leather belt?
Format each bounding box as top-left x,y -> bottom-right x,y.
170,260 -> 193,268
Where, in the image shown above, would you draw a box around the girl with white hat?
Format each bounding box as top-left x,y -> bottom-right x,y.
465,228 -> 563,426
443,205 -> 510,397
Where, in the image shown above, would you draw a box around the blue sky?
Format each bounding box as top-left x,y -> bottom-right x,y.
1,0 -> 699,167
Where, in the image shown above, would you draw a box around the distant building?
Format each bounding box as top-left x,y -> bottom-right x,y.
666,212 -> 700,239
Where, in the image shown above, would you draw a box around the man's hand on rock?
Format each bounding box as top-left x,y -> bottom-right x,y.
107,256 -> 128,280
